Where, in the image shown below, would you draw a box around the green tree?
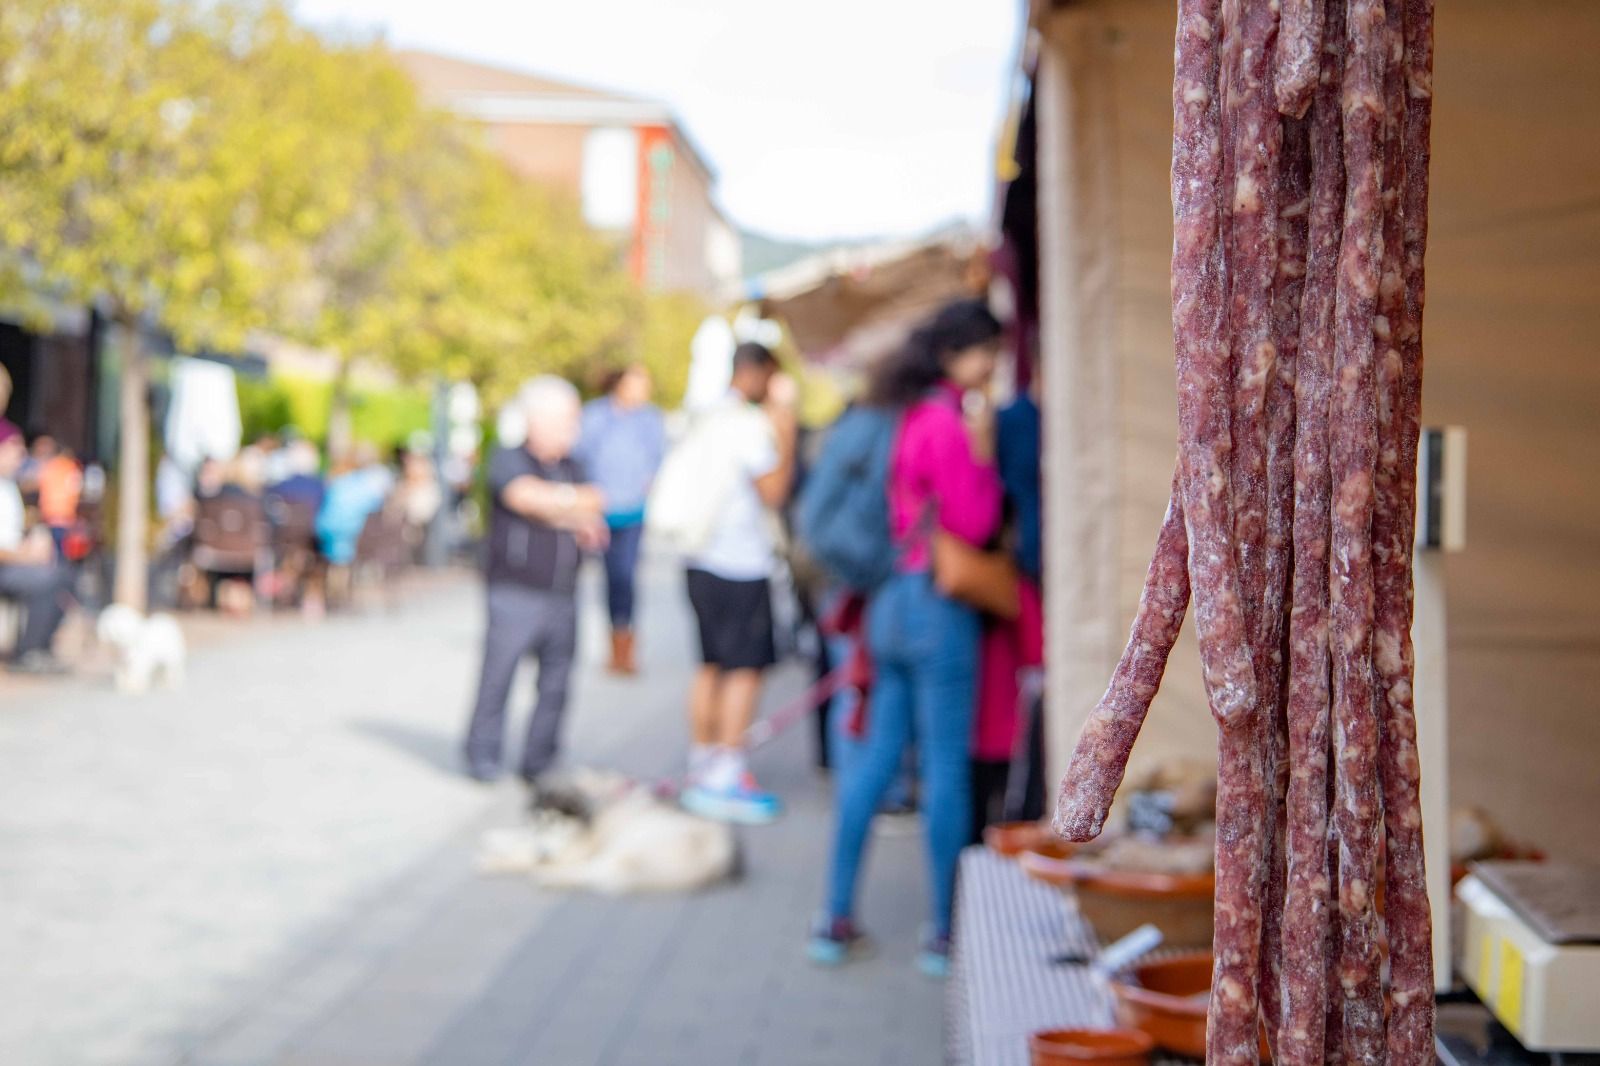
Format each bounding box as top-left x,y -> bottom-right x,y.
278,80 -> 640,438
0,0 -> 649,608
634,291 -> 707,408
0,0 -> 374,607
262,48 -> 436,458
566,289 -> 707,407
380,131 -> 636,407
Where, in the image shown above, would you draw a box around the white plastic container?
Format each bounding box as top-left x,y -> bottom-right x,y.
1456,872 -> 1600,1051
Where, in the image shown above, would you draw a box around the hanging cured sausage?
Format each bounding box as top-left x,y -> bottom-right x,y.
1051,0 -> 1436,1060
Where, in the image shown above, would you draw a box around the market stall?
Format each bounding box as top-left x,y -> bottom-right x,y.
1023,0 -> 1600,875
753,231 -> 990,371
975,0 -> 1600,1062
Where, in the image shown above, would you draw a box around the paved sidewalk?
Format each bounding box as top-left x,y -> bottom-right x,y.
1,556 -> 944,1066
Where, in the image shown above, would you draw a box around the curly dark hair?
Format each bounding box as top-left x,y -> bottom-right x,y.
865,298 -> 1002,408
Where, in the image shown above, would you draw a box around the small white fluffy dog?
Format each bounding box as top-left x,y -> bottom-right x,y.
97,605 -> 187,693
478,768 -> 737,895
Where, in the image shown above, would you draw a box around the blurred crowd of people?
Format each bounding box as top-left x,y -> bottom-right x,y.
456,297 -> 1045,982
153,433 -> 446,615
0,356 -> 455,676
0,425 -> 84,673
801,299 -> 1044,978
0,367 -> 101,674
7,298 -> 1045,982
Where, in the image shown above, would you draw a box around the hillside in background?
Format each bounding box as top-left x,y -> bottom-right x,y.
740,219 -> 981,284
739,229 -> 870,280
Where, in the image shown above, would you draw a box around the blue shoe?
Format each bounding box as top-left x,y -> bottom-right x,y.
680,779 -> 782,826
917,932 -> 952,979
807,915 -> 873,967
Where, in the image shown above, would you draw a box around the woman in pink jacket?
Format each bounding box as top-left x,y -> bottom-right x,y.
810,299 -> 1003,977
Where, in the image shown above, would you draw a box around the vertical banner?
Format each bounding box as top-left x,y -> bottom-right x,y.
630,125 -> 675,288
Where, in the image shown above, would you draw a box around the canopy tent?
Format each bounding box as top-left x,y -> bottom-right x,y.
1024,0 -> 1600,871
755,233 -> 990,371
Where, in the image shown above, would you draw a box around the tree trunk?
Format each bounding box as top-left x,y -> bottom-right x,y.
422,377 -> 450,568
326,355 -> 353,461
112,314 -> 150,611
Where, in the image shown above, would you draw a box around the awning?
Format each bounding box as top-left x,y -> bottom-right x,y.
755,233 -> 990,369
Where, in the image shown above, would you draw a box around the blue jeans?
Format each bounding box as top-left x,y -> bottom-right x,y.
827,667 -> 915,812
602,522 -> 644,627
825,571 -> 979,936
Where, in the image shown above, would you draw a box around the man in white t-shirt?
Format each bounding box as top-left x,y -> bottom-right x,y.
680,342 -> 797,825
0,430 -> 71,673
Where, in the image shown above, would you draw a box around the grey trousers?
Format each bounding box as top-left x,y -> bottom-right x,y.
463,583 -> 578,780
0,562 -> 70,656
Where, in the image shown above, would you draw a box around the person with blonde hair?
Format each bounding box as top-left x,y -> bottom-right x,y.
463,376 -> 607,786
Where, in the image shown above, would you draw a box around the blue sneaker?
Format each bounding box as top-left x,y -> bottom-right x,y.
917,931 -> 952,979
680,778 -> 782,826
807,916 -> 874,966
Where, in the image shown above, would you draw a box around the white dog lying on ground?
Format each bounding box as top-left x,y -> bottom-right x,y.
97,605 -> 187,693
478,768 -> 737,895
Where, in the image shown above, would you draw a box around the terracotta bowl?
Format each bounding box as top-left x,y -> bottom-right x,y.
1024,838 -> 1079,861
1030,1027 -> 1155,1066
1018,847 -> 1215,948
985,821 -> 1062,858
1109,952 -> 1271,1059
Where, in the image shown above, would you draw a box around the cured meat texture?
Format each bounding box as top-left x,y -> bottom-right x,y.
1049,0 -> 1436,1061
1278,1 -> 1345,1061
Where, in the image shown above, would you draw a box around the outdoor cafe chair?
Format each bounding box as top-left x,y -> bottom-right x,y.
190,494 -> 270,610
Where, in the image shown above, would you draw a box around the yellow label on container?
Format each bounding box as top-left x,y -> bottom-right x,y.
1498,939 -> 1525,1036
1477,929 -> 1497,1000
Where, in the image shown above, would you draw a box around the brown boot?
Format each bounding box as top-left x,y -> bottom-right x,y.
609,629 -> 638,676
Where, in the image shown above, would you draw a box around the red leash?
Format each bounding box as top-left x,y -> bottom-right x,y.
653,665 -> 853,798
744,666 -> 851,749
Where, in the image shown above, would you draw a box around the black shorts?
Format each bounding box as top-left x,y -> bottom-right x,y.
686,568 -> 776,671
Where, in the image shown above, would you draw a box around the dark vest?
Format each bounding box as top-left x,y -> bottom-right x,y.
484,448 -> 583,595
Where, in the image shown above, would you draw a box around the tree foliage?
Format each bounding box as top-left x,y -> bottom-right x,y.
0,0 -> 286,340
632,291 -> 708,409
0,0 -> 660,389
377,127 -> 637,405
0,0 -> 703,602
237,373 -> 431,450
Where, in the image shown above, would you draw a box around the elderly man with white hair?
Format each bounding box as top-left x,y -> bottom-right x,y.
463,376 -> 607,785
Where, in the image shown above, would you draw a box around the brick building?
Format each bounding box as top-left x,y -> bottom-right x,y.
396,50 -> 740,302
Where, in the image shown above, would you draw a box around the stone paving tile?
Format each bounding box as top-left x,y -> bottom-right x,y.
206,683 -> 944,1066
6,556 -> 945,1066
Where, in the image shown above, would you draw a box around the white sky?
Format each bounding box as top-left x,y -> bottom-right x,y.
291,0 -> 1023,243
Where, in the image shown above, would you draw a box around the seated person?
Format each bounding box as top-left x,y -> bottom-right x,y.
188,454 -> 269,614
262,440 -> 325,603
269,439 -> 325,512
392,447 -> 442,557
192,456 -> 226,503
316,445 -> 392,567
36,442 -> 84,554
14,432 -> 55,504
0,430 -> 70,673
219,450 -> 266,501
